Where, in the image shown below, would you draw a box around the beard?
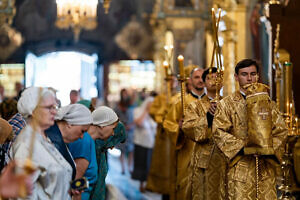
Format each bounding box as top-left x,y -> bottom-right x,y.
194,86 -> 204,92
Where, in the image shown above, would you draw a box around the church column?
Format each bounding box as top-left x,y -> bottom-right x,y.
233,4 -> 248,61
151,20 -> 168,93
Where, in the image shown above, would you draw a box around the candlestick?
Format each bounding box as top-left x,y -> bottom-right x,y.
163,60 -> 169,68
290,103 -> 293,130
163,61 -> 169,77
177,55 -> 184,77
164,45 -> 168,51
296,117 -> 298,134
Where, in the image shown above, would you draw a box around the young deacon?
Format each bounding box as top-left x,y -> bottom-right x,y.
182,67 -> 226,200
212,59 -> 287,199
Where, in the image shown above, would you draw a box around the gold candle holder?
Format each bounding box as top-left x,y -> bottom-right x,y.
163,60 -> 171,103
163,60 -> 169,78
283,62 -> 293,115
177,55 -> 184,77
295,117 -> 299,134
164,45 -> 174,74
177,55 -> 186,116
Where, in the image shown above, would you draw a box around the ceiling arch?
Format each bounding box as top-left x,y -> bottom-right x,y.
6,0 -> 155,63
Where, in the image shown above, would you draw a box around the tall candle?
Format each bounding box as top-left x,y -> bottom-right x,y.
296,117 -> 298,134
163,61 -> 169,77
177,55 -> 184,77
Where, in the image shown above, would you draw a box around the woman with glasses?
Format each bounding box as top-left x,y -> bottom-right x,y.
10,87 -> 73,199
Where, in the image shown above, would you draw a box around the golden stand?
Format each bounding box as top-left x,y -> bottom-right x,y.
177,55 -> 186,116
177,75 -> 186,116
278,114 -> 299,200
254,155 -> 260,200
278,135 -> 297,200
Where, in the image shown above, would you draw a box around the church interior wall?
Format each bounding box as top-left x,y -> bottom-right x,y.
269,1 -> 300,115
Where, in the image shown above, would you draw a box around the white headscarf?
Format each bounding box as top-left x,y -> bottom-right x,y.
92,106 -> 118,126
55,104 -> 92,125
17,87 -> 55,118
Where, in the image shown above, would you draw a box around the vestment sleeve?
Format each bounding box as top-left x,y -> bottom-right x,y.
212,100 -> 245,160
182,101 -> 209,143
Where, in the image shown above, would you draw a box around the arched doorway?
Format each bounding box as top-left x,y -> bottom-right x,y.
25,51 -> 98,106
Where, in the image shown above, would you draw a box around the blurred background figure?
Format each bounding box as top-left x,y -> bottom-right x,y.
135,88 -> 147,106
14,82 -> 24,101
48,87 -> 61,108
0,84 -> 5,103
114,88 -> 135,175
78,99 -> 96,112
0,98 -> 18,120
70,89 -> 80,104
132,94 -> 156,192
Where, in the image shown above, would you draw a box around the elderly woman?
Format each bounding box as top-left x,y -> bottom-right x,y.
45,104 -> 92,181
10,87 -> 72,200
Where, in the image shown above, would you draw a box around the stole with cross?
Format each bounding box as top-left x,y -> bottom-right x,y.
243,81 -> 274,155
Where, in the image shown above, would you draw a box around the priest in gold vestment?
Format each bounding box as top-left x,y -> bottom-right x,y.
212,59 -> 287,200
182,67 -> 226,200
146,75 -> 179,198
163,68 -> 205,200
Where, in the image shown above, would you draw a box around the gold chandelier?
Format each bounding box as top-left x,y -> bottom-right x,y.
55,0 -> 98,41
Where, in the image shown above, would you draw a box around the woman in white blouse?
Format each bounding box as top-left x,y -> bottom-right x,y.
11,87 -> 73,200
132,96 -> 157,192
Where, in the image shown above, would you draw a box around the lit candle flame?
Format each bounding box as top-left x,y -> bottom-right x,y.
177,55 -> 184,77
177,55 -> 184,61
163,61 -> 169,68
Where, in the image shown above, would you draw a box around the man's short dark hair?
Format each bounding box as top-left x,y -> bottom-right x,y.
70,90 -> 79,95
202,67 -> 217,82
235,59 -> 259,74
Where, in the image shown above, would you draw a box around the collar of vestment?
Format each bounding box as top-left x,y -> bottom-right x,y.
201,95 -> 211,105
207,95 -> 214,101
232,91 -> 246,102
190,90 -> 205,99
239,90 -> 246,99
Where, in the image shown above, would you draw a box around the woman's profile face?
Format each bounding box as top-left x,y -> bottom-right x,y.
65,124 -> 90,143
34,95 -> 57,130
97,122 -> 118,140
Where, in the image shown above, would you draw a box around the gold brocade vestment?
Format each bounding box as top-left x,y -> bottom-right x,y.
162,93 -> 201,200
146,93 -> 180,194
212,91 -> 287,200
182,95 -> 226,200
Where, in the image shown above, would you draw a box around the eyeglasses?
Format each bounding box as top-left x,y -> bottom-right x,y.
39,104 -> 58,111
